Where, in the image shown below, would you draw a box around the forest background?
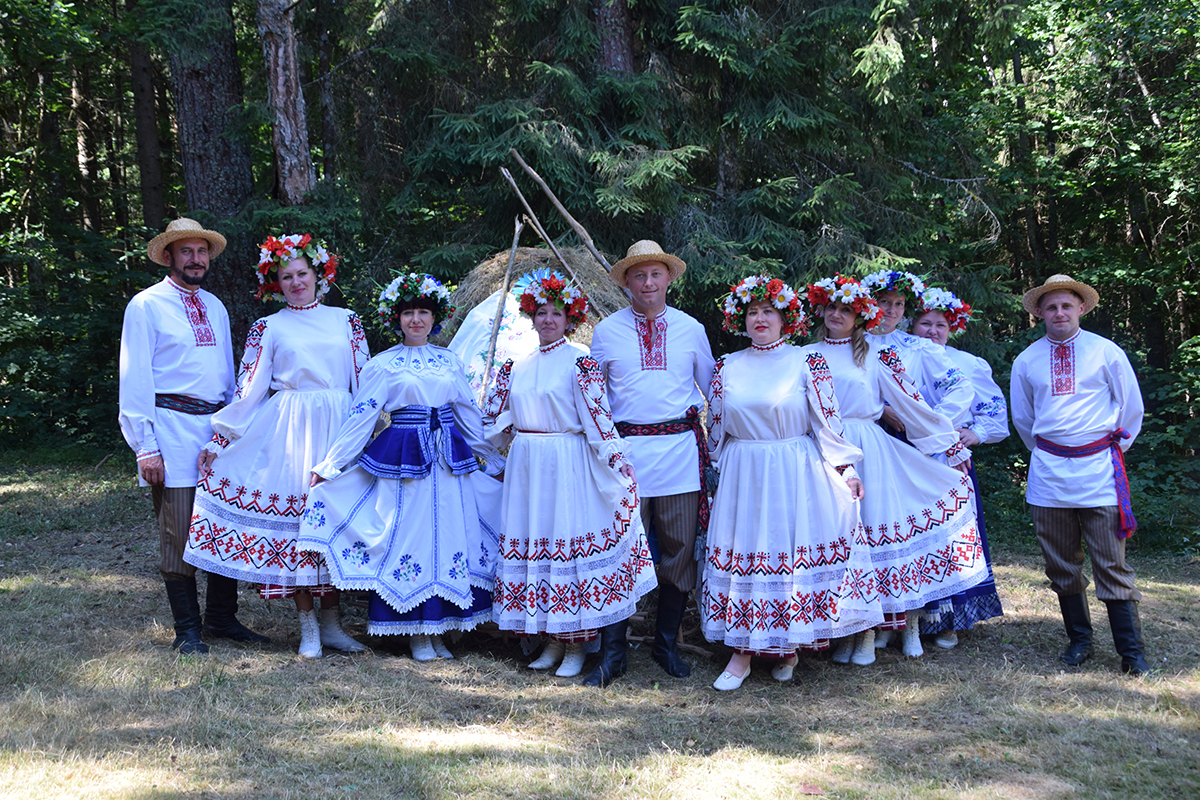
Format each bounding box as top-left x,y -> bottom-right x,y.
1,0 -> 1198,549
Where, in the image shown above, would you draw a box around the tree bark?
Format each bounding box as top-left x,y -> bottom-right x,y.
71,67 -> 102,232
316,0 -> 338,181
127,0 -> 165,230
593,0 -> 634,73
165,0 -> 256,346
258,0 -> 316,206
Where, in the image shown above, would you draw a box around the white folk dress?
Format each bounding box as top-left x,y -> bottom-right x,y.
483,337 -> 657,639
700,341 -> 883,655
183,303 -> 369,593
297,344 -> 505,636
801,337 -> 988,619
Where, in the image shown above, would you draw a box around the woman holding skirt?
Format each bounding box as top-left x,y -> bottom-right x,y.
185,233 -> 369,658
700,275 -> 881,691
298,273 -> 505,661
802,274 -> 988,667
483,270 -> 657,679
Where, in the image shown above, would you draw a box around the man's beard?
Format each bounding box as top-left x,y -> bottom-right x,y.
174,265 -> 209,286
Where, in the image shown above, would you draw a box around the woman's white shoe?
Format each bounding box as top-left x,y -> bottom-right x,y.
318,606 -> 366,653
409,634 -> 437,662
850,630 -> 876,666
935,630 -> 959,649
555,642 -> 587,677
528,639 -> 566,670
713,667 -> 750,691
771,655 -> 798,682
430,635 -> 454,659
298,609 -> 322,659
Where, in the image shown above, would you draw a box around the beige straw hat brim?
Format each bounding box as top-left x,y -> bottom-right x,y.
610,240 -> 686,288
1022,274 -> 1100,315
147,218 -> 227,265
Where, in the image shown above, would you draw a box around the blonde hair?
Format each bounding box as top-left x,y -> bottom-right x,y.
813,321 -> 870,368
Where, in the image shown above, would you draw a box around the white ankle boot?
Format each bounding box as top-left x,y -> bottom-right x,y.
903,611 -> 924,657
409,634 -> 437,661
874,629 -> 894,649
298,609 -> 322,658
935,630 -> 959,649
430,635 -> 454,659
528,639 -> 566,670
318,606 -> 366,653
831,636 -> 854,664
851,630 -> 876,665
555,642 -> 586,677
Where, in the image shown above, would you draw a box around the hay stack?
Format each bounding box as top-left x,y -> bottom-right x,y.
436,245 -> 628,347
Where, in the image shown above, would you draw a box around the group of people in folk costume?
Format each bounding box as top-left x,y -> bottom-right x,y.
118,217 -> 1153,687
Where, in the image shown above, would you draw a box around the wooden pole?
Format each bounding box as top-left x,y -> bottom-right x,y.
499,166 -> 581,284
479,216 -> 525,405
509,148 -> 613,273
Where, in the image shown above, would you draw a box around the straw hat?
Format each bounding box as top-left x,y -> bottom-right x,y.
147,218 -> 227,266
610,240 -> 686,288
1021,274 -> 1100,316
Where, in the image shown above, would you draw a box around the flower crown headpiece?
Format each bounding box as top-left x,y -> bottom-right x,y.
861,270 -> 926,304
511,268 -> 589,331
916,286 -> 972,333
806,274 -> 885,330
377,272 -> 455,336
255,233 -> 338,304
719,274 -> 808,338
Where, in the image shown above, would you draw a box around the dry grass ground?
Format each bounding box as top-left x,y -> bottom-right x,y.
1,457 -> 1198,800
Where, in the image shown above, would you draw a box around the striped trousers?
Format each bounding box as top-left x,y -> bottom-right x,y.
1030,504 -> 1141,602
153,485 -> 196,581
640,491 -> 700,592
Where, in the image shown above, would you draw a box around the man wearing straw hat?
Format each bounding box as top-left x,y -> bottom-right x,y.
119,218 -> 269,654
1010,274 -> 1150,675
585,240 -> 716,686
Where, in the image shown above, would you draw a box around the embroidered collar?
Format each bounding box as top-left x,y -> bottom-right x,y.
1047,329 -> 1082,346
538,336 -> 568,354
750,338 -> 787,352
824,336 -> 851,345
168,277 -> 200,296
287,299 -> 321,311
631,307 -> 667,322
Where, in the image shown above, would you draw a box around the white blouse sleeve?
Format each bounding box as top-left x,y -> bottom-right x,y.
921,341 -> 973,424
962,353 -> 1009,445
117,298 -> 160,461
706,356 -> 728,464
1009,355 -> 1037,452
801,351 -> 863,479
876,346 -> 971,466
206,318 -> 274,452
311,360 -> 391,480
573,354 -> 625,469
1105,345 -> 1145,450
481,359 -> 515,450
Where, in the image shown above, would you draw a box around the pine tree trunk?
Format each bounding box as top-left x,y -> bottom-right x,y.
71,67 -> 102,232
165,0 -> 256,347
258,0 -> 316,206
127,0 -> 165,230
594,0 -> 634,73
316,0 -> 338,182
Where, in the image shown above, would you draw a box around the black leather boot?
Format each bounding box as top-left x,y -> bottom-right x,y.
1106,599 -> 1152,675
164,577 -> 208,654
1057,593 -> 1093,666
652,584 -> 691,678
581,620 -> 629,687
203,573 -> 271,643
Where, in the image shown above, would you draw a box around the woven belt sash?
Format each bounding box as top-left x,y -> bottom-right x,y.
359,404 -> 479,480
1036,429 -> 1137,538
615,405 -> 712,539
154,393 -> 224,415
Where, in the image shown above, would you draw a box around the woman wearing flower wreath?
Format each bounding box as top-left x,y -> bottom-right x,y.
297,273 -> 506,661
801,274 -> 987,667
908,287 -> 1007,649
700,275 -> 882,691
185,233 -> 370,658
482,270 -> 657,679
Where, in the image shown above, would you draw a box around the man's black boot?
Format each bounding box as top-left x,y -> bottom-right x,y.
164,577 -> 208,654
652,583 -> 691,678
581,620 -> 628,687
1106,599 -> 1152,676
1058,593 -> 1093,666
203,573 -> 270,643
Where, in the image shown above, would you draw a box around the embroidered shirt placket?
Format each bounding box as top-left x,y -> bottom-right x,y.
176,284 -> 216,347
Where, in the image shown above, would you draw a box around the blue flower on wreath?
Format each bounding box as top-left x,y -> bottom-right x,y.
341,541 -> 370,567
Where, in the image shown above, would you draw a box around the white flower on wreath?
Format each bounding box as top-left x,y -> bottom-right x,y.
723,295 -> 740,314
774,285 -> 796,308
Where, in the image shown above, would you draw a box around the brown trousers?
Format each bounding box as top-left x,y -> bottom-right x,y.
1030,504 -> 1141,602
153,485 -> 197,581
640,491 -> 700,593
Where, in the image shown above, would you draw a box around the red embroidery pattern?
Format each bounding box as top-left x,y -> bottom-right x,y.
635,312 -> 668,370
348,313 -> 369,387
1051,339 -> 1075,396
707,536 -> 853,575
198,468 -> 308,517
878,346 -> 923,402
189,512 -> 326,572
177,287 -> 216,347
804,352 -> 841,429
210,433 -> 231,450
236,319 -> 269,399
482,359 -> 514,425
575,356 -> 618,442
707,357 -> 726,452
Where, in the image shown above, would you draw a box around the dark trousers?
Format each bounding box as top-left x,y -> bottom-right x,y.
1030,504 -> 1141,602
640,491 -> 699,592
153,485 -> 197,581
